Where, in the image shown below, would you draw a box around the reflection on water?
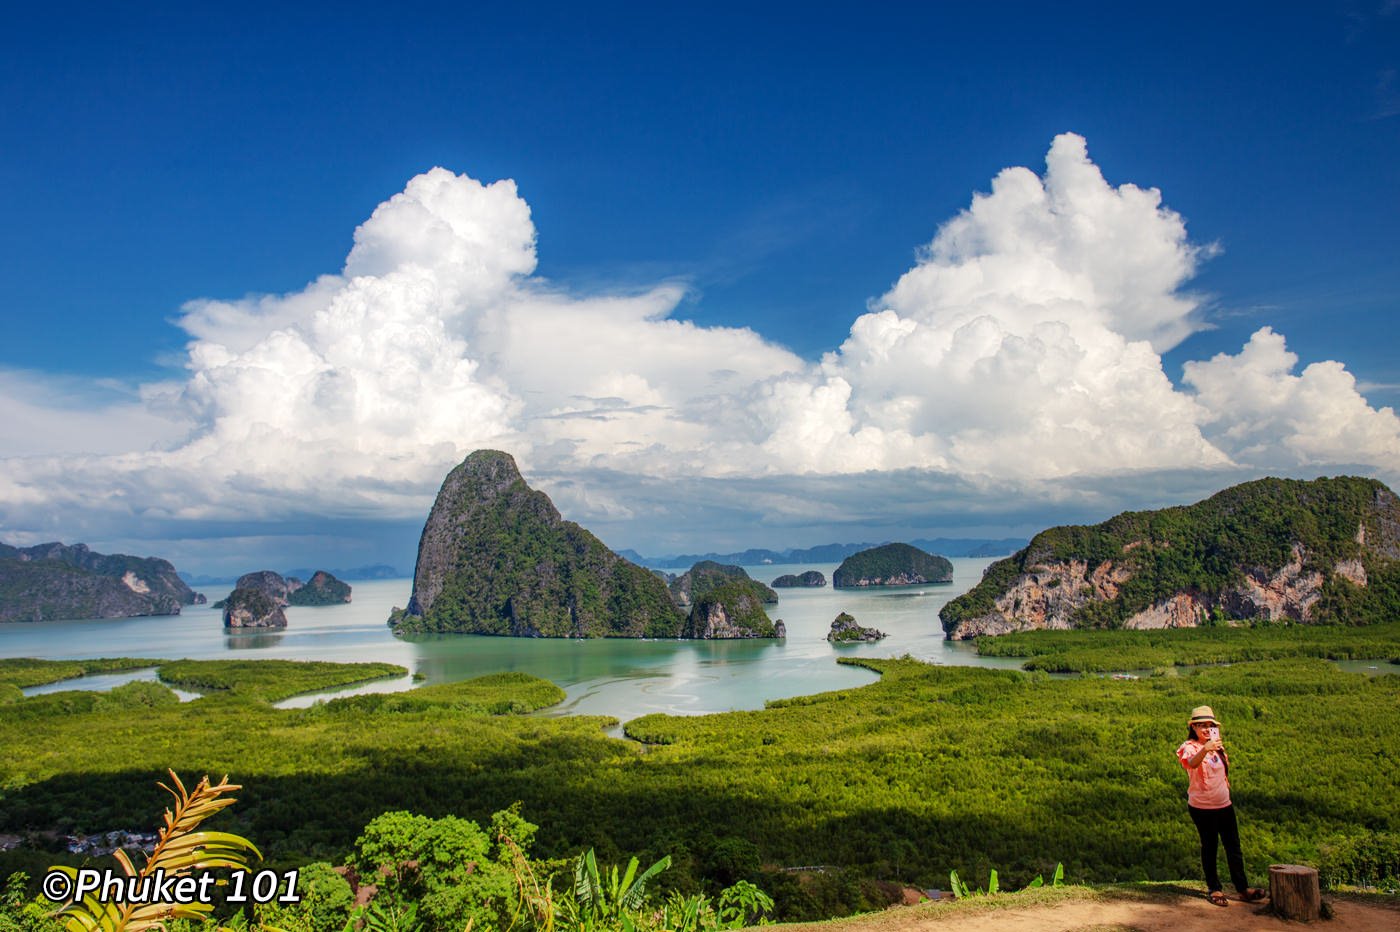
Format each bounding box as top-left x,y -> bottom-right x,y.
2,559 -> 1041,722
224,631 -> 285,650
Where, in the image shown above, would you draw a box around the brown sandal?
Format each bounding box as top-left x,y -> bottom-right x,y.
1208,891 -> 1230,907
1242,888 -> 1267,902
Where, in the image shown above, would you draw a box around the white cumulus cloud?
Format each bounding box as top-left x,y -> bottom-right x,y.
2,135 -> 1398,561
1183,326 -> 1400,468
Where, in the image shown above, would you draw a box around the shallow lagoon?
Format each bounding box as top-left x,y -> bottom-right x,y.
0,559 -> 1029,721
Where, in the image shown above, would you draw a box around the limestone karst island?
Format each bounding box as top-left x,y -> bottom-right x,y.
388,450 -> 783,639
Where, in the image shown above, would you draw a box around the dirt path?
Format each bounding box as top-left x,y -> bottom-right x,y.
902,897 -> 1400,931
776,887 -> 1400,932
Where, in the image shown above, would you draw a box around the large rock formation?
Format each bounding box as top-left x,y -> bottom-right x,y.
941,476 -> 1400,640
0,541 -> 203,623
833,543 -> 954,588
682,583 -> 786,639
390,451 -> 686,637
214,569 -> 351,608
669,561 -> 777,610
667,562 -> 784,639
288,571 -> 353,606
772,570 -> 827,588
235,570 -> 299,605
222,588 -> 289,629
827,612 -> 886,643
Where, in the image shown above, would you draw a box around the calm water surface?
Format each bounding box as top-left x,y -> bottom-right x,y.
0,559 -> 1024,722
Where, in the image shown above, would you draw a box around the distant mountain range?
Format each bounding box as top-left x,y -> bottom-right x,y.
180,563 -> 400,586
618,538 -> 1027,569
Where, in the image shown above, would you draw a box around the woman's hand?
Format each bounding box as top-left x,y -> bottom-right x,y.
1203,738 -> 1223,752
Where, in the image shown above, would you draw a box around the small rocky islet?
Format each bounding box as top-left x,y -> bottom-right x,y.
218,569 -> 352,629
826,612 -> 886,643
771,570 -> 827,588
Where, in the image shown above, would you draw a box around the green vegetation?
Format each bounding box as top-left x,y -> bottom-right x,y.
1,653 -> 1397,920
832,544 -> 953,588
1,803 -> 775,932
671,563 -> 777,606
975,621 -> 1400,672
942,476 -> 1400,636
948,861 -> 1062,898
157,660 -> 406,702
320,673 -> 564,715
0,681 -> 182,722
0,658 -> 164,689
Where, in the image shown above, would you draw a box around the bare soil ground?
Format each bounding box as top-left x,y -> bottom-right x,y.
773,884 -> 1400,932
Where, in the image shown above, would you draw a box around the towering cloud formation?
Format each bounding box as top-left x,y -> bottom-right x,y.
759,133 -> 1226,478
1,135 -> 1396,552
1184,327 -> 1400,466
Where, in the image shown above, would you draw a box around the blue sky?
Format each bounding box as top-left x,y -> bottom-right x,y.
1,2 -> 1398,574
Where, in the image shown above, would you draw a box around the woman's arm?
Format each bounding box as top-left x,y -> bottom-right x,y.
1184,739 -> 1222,768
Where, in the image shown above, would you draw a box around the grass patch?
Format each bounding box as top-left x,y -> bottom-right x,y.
975,621 -> 1400,672
157,659 -> 408,702
0,657 -> 165,688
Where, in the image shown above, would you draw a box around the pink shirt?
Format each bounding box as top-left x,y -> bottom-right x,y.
1177,739 -> 1231,809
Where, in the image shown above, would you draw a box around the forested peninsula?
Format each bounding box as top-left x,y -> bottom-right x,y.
0,542 -> 203,622
941,476 -> 1400,639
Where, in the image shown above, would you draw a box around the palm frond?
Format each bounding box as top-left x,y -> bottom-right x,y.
52,770 -> 261,932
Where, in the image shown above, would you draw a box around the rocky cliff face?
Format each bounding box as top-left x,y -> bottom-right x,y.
222,588 -> 289,628
391,451 -> 685,637
239,570 -> 300,604
682,584 -> 786,638
941,477 -> 1400,639
0,541 -> 203,622
213,570 -> 301,609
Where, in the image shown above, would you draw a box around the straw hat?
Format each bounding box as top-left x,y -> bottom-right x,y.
1189,705 -> 1219,726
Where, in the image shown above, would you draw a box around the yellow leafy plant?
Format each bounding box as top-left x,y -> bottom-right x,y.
51,770 -> 263,932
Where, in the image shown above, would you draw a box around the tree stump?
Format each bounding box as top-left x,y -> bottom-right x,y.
1269,864 -> 1320,920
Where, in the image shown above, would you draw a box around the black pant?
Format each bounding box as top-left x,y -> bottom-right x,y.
1189,804 -> 1249,893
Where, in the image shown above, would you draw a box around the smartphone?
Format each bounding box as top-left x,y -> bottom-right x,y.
1208,726 -> 1220,742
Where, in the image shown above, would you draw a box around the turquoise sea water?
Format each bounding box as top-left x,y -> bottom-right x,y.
0,559 -> 1028,722
4,558 -> 1388,722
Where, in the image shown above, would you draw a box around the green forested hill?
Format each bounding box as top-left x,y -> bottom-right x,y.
942,476 -> 1400,638
669,561 -> 778,607
832,543 -> 953,588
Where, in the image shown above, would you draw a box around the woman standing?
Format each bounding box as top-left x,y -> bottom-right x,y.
1177,705 -> 1267,907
